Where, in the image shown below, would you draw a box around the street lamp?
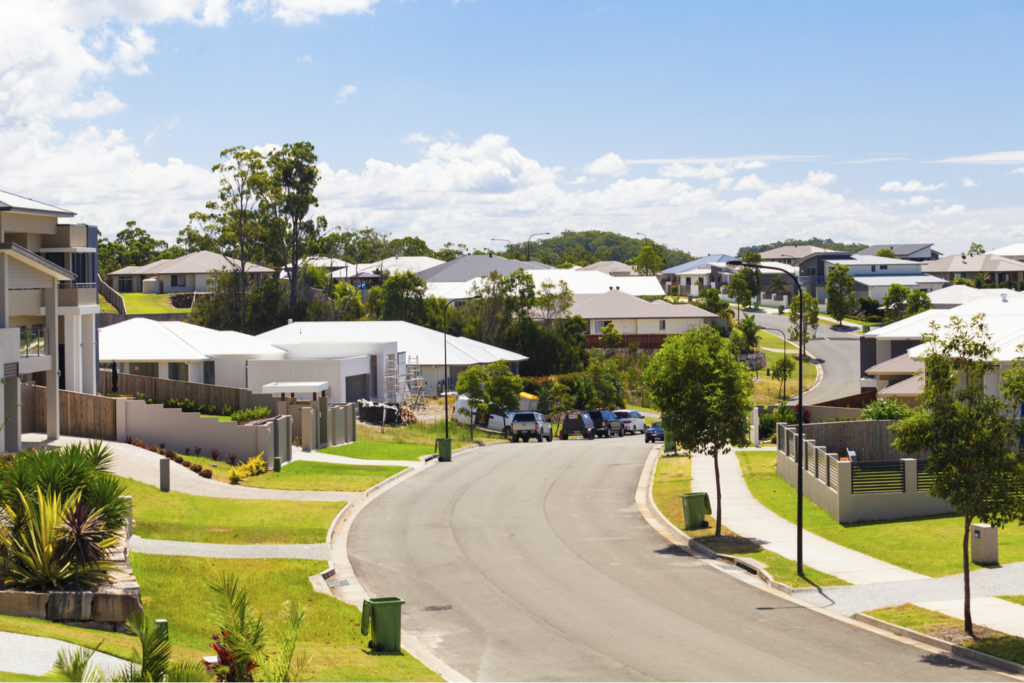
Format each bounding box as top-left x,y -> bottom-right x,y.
525,232 -> 549,261
491,238 -> 512,256
729,260 -> 805,576
635,231 -> 649,247
441,296 -> 480,460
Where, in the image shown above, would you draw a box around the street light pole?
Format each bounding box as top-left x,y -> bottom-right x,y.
729,260 -> 805,576
442,296 -> 480,443
525,232 -> 549,261
491,237 -> 512,256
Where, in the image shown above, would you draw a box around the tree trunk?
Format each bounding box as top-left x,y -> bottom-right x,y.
713,451 -> 722,536
963,514 -> 973,635
289,222 -> 299,312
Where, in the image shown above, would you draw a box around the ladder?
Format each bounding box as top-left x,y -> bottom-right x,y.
383,353 -> 399,404
405,355 -> 426,409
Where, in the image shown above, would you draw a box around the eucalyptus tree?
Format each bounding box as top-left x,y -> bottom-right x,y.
268,141 -> 322,311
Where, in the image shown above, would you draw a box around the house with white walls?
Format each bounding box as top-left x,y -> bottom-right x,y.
108,250 -> 273,294
0,190 -> 102,448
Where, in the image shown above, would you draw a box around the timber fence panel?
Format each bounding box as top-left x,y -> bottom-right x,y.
100,371 -> 277,415
60,390 -> 116,440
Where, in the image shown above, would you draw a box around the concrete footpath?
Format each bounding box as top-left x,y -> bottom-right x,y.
0,631 -> 127,677
689,445 -> 1024,636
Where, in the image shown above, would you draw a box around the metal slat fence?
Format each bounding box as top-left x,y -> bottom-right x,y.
851,460 -> 905,494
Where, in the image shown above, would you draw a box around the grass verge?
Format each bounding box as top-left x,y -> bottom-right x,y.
735,449 -> 1024,576
132,554 -> 442,682
1001,596 -> 1024,607
355,421 -> 506,451
180,455 -> 404,492
122,478 -> 341,544
866,604 -> 1024,665
320,441 -> 433,461
120,293 -> 185,314
652,452 -> 847,588
0,614 -> 206,666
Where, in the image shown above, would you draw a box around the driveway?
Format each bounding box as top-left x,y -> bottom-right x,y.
348,439 -> 998,681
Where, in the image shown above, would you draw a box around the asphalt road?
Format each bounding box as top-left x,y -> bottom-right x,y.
748,309 -> 863,404
348,438 -> 999,681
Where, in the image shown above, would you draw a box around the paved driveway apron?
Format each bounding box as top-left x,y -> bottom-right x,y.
348,439 -> 999,682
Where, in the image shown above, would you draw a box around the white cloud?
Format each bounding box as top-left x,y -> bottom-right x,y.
839,156 -> 908,164
1011,167 -> 1024,175
806,170 -> 836,187
900,195 -> 931,207
584,152 -> 627,177
659,162 -> 731,180
933,150 -> 1024,164
401,132 -> 435,145
297,54 -> 313,62
717,177 -> 734,191
932,204 -> 965,216
879,179 -> 945,192
962,177 -> 977,188
335,84 -> 357,104
733,174 -> 769,192
249,0 -> 379,25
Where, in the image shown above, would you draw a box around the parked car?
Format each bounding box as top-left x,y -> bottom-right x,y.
645,421 -> 665,443
587,409 -> 624,438
511,411 -> 553,443
452,395 -> 513,434
614,409 -> 647,435
560,411 -> 595,440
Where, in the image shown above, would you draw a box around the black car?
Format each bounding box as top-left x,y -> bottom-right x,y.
560,411 -> 595,440
586,409 -> 624,438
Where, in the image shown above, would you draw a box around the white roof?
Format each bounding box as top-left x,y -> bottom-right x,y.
0,189 -> 75,217
852,274 -> 946,288
427,268 -> 665,299
825,254 -> 918,267
256,320 -> 526,367
928,284 -> 1018,308
989,243 -> 1024,260
99,318 -> 286,362
341,256 -> 444,278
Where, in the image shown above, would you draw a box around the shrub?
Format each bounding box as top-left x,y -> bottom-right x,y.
173,455 -> 184,464
240,455 -> 267,477
226,454 -> 238,466
194,447 -> 202,457
229,406 -> 272,423
200,469 -> 212,479
759,405 -> 797,440
184,448 -> 191,455
210,450 -> 220,461
190,463 -> 202,473
229,469 -> 243,485
860,398 -> 913,421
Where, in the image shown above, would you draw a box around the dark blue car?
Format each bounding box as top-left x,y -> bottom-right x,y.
644,421 -> 664,443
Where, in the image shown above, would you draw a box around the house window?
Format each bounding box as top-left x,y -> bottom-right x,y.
170,274 -> 185,288
168,362 -> 187,381
659,320 -> 666,331
880,265 -> 888,270
871,265 -> 876,272
129,362 -> 158,378
203,361 -> 215,385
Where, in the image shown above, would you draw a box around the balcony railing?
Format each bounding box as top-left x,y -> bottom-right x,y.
20,325 -> 47,357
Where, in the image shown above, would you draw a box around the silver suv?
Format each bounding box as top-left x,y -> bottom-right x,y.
510,411 -> 553,443
614,409 -> 647,435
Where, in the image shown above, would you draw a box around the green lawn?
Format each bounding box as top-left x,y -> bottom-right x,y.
735,449 -> 1024,576
866,604 -> 1024,664
1001,595 -> 1024,607
320,441 -> 433,461
132,555 -> 442,682
355,420 -> 506,451
120,292 -> 185,314
122,478 -> 342,544
751,346 -> 816,406
180,455 -> 404,491
0,614 -> 206,668
652,453 -> 846,588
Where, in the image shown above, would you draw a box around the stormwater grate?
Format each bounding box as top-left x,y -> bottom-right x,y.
326,579 -> 349,588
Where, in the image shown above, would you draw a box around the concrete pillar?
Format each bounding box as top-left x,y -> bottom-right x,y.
81,315 -> 96,395
63,314 -> 82,393
159,457 -> 170,492
318,396 -> 328,448
0,254 -> 8,327
903,458 -> 917,494
301,407 -> 313,452
836,460 -> 852,522
3,376 -> 20,452
749,407 -> 760,447
45,285 -> 59,440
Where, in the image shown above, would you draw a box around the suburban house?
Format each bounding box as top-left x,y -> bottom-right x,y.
428,267 -> 665,300
798,253 -> 945,302
257,320 -> 527,399
564,289 -> 719,348
857,243 -> 940,261
107,250 -> 273,294
927,284 -> 1019,309
0,190 -> 102,448
990,243 -> 1024,261
418,253 -> 551,283
659,254 -> 735,296
921,252 -> 1024,288
334,255 -> 444,287
578,260 -> 637,277
756,245 -> 827,265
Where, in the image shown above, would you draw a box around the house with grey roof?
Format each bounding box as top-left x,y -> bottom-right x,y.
562,289 -> 718,348
921,252 -> 1024,287
107,250 -> 273,294
857,243 -> 940,261
659,253 -> 735,296
819,254 -> 945,301
757,245 -> 827,264
418,253 -> 552,283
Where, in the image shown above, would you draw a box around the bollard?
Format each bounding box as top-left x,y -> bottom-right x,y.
159,458 -> 170,492
273,455 -> 281,472
155,618 -> 169,641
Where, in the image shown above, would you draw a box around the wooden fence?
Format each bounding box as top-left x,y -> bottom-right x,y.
21,385 -> 117,441
99,371 -> 275,414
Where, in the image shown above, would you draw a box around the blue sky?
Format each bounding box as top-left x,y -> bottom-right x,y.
3,1 -> 1023,256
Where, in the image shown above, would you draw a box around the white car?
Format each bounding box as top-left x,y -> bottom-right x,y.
614,409 -> 647,435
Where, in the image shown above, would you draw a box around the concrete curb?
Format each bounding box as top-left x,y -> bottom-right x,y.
634,445 -> 1021,678
852,613 -> 1024,676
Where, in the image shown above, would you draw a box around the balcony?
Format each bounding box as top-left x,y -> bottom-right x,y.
58,282 -> 98,307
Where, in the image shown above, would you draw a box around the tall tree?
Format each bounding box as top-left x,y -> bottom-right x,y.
208,146 -> 270,333
906,288 -> 932,316
788,291 -> 819,345
892,315 -> 1024,635
366,271 -> 428,324
268,142 -> 321,312
455,364 -> 488,438
535,280 -> 574,326
882,283 -> 910,324
97,222 -> 171,276
825,263 -> 856,325
629,244 -> 665,276
484,361 -> 523,418
725,270 -> 753,309
642,325 -> 753,535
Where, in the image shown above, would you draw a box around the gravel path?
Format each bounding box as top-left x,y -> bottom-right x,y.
0,632 -> 128,677
129,535 -> 330,560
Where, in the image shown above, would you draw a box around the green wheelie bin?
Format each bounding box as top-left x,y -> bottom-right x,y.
436,437 -> 452,462
680,492 -> 711,530
361,597 -> 405,652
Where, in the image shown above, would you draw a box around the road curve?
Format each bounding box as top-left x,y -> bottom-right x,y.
348,439 -> 998,681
